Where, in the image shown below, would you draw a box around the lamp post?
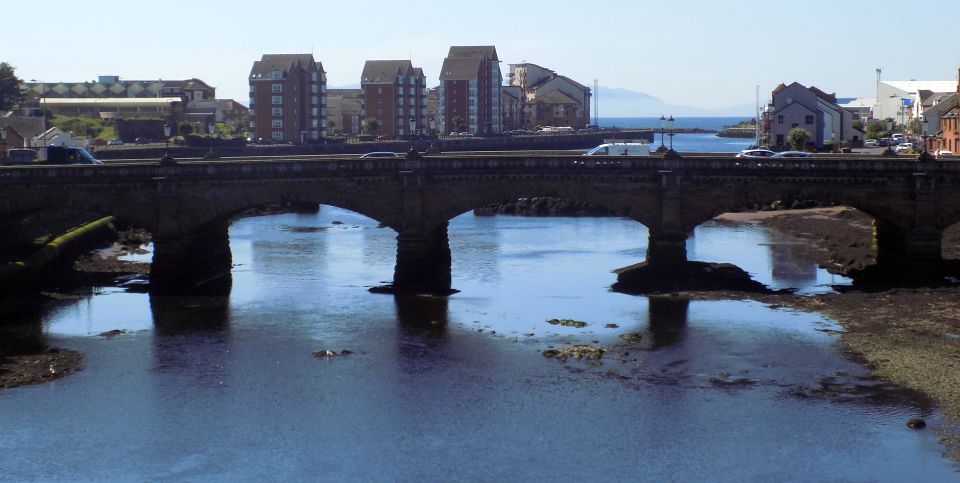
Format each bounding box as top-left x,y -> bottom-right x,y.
204,122 -> 218,160
659,114 -> 666,149
664,115 -> 681,160
668,115 -> 675,150
1,128 -> 7,163
160,123 -> 175,165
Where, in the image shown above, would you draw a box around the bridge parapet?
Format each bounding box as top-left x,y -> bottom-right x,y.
0,156 -> 957,184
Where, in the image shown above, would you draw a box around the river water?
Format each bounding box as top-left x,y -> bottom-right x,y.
1,208 -> 957,481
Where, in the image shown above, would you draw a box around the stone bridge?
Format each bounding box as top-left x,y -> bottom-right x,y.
2,154 -> 959,294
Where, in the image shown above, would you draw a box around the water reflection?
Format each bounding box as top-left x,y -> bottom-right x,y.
394,295 -> 449,365
647,297 -> 689,349
150,295 -> 231,336
150,295 -> 232,388
770,242 -> 818,288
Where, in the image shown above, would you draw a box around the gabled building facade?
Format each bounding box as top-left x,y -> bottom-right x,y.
360,60 -> 428,137
766,82 -> 861,149
326,89 -> 363,136
248,54 -> 326,143
508,62 -> 591,129
438,46 -> 502,135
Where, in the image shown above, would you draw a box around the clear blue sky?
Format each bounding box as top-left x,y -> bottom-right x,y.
6,0 -> 959,114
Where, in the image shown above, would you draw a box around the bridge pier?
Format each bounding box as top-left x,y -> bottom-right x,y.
151,220 -> 233,295
647,228 -> 688,266
647,170 -> 688,266
392,223 -> 453,295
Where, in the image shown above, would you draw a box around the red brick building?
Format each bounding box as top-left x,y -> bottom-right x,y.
360,60 -> 427,137
248,54 -> 326,143
439,46 -> 502,135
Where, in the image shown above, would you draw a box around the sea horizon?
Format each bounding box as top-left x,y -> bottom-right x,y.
598,116 -> 754,131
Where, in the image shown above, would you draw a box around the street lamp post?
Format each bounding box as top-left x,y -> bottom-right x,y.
1,128 -> 7,163
659,114 -> 666,149
160,123 -> 175,165
668,115 -> 675,150
664,115 -> 681,160
205,122 -> 218,160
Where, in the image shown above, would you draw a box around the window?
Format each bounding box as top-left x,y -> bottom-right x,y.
272,131 -> 283,140
271,96 -> 282,105
777,115 -> 783,124
272,107 -> 282,116
271,71 -> 283,80
272,120 -> 283,128
805,115 -> 814,124
271,84 -> 282,93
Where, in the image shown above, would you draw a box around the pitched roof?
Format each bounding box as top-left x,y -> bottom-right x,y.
327,88 -> 363,99
361,60 -> 415,84
501,85 -> 523,100
532,90 -> 579,105
249,54 -> 323,79
808,86 -> 837,104
447,46 -> 498,61
439,56 -> 483,81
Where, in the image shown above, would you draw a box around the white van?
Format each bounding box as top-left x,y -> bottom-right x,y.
584,143 -> 651,156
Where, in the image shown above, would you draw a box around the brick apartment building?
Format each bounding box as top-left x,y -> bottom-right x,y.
360,60 -> 428,137
248,54 -> 326,143
438,46 -> 502,135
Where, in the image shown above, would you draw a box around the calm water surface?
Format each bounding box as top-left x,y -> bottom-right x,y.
0,208 -> 956,481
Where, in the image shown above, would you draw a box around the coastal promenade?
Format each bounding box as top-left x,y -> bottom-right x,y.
1,153 -> 957,294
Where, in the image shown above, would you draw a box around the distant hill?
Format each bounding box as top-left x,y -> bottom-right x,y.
331,83 -> 753,117
596,86 -> 754,117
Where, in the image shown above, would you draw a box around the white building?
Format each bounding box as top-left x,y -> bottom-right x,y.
874,80 -> 955,122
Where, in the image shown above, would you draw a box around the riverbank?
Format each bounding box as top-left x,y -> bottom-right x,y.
711,207 -> 960,457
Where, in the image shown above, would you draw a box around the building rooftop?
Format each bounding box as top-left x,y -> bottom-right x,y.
250,54 -> 324,79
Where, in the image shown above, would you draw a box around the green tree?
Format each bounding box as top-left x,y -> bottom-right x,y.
451,115 -> 467,133
0,62 -> 23,111
362,117 -> 380,135
787,127 -> 811,151
865,119 -> 891,140
178,121 -> 194,137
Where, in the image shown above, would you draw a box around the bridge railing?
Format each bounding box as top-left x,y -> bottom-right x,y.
0,155 -> 956,184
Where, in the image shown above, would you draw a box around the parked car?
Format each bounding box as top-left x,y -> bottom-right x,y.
894,143 -> 913,154
584,143 -> 650,156
771,151 -> 812,158
735,149 -> 776,158
359,151 -> 399,158
88,138 -> 108,147
863,139 -> 879,147
107,138 -> 124,146
935,149 -> 956,159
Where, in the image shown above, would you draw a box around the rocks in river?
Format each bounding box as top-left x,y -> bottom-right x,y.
312,349 -> 353,358
542,344 -> 606,362
906,418 -> 926,429
547,318 -> 587,328
619,332 -> 643,343
98,329 -> 127,338
605,323 -> 620,329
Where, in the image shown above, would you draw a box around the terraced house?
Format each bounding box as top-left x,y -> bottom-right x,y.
360,60 -> 428,137
248,54 -> 327,143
